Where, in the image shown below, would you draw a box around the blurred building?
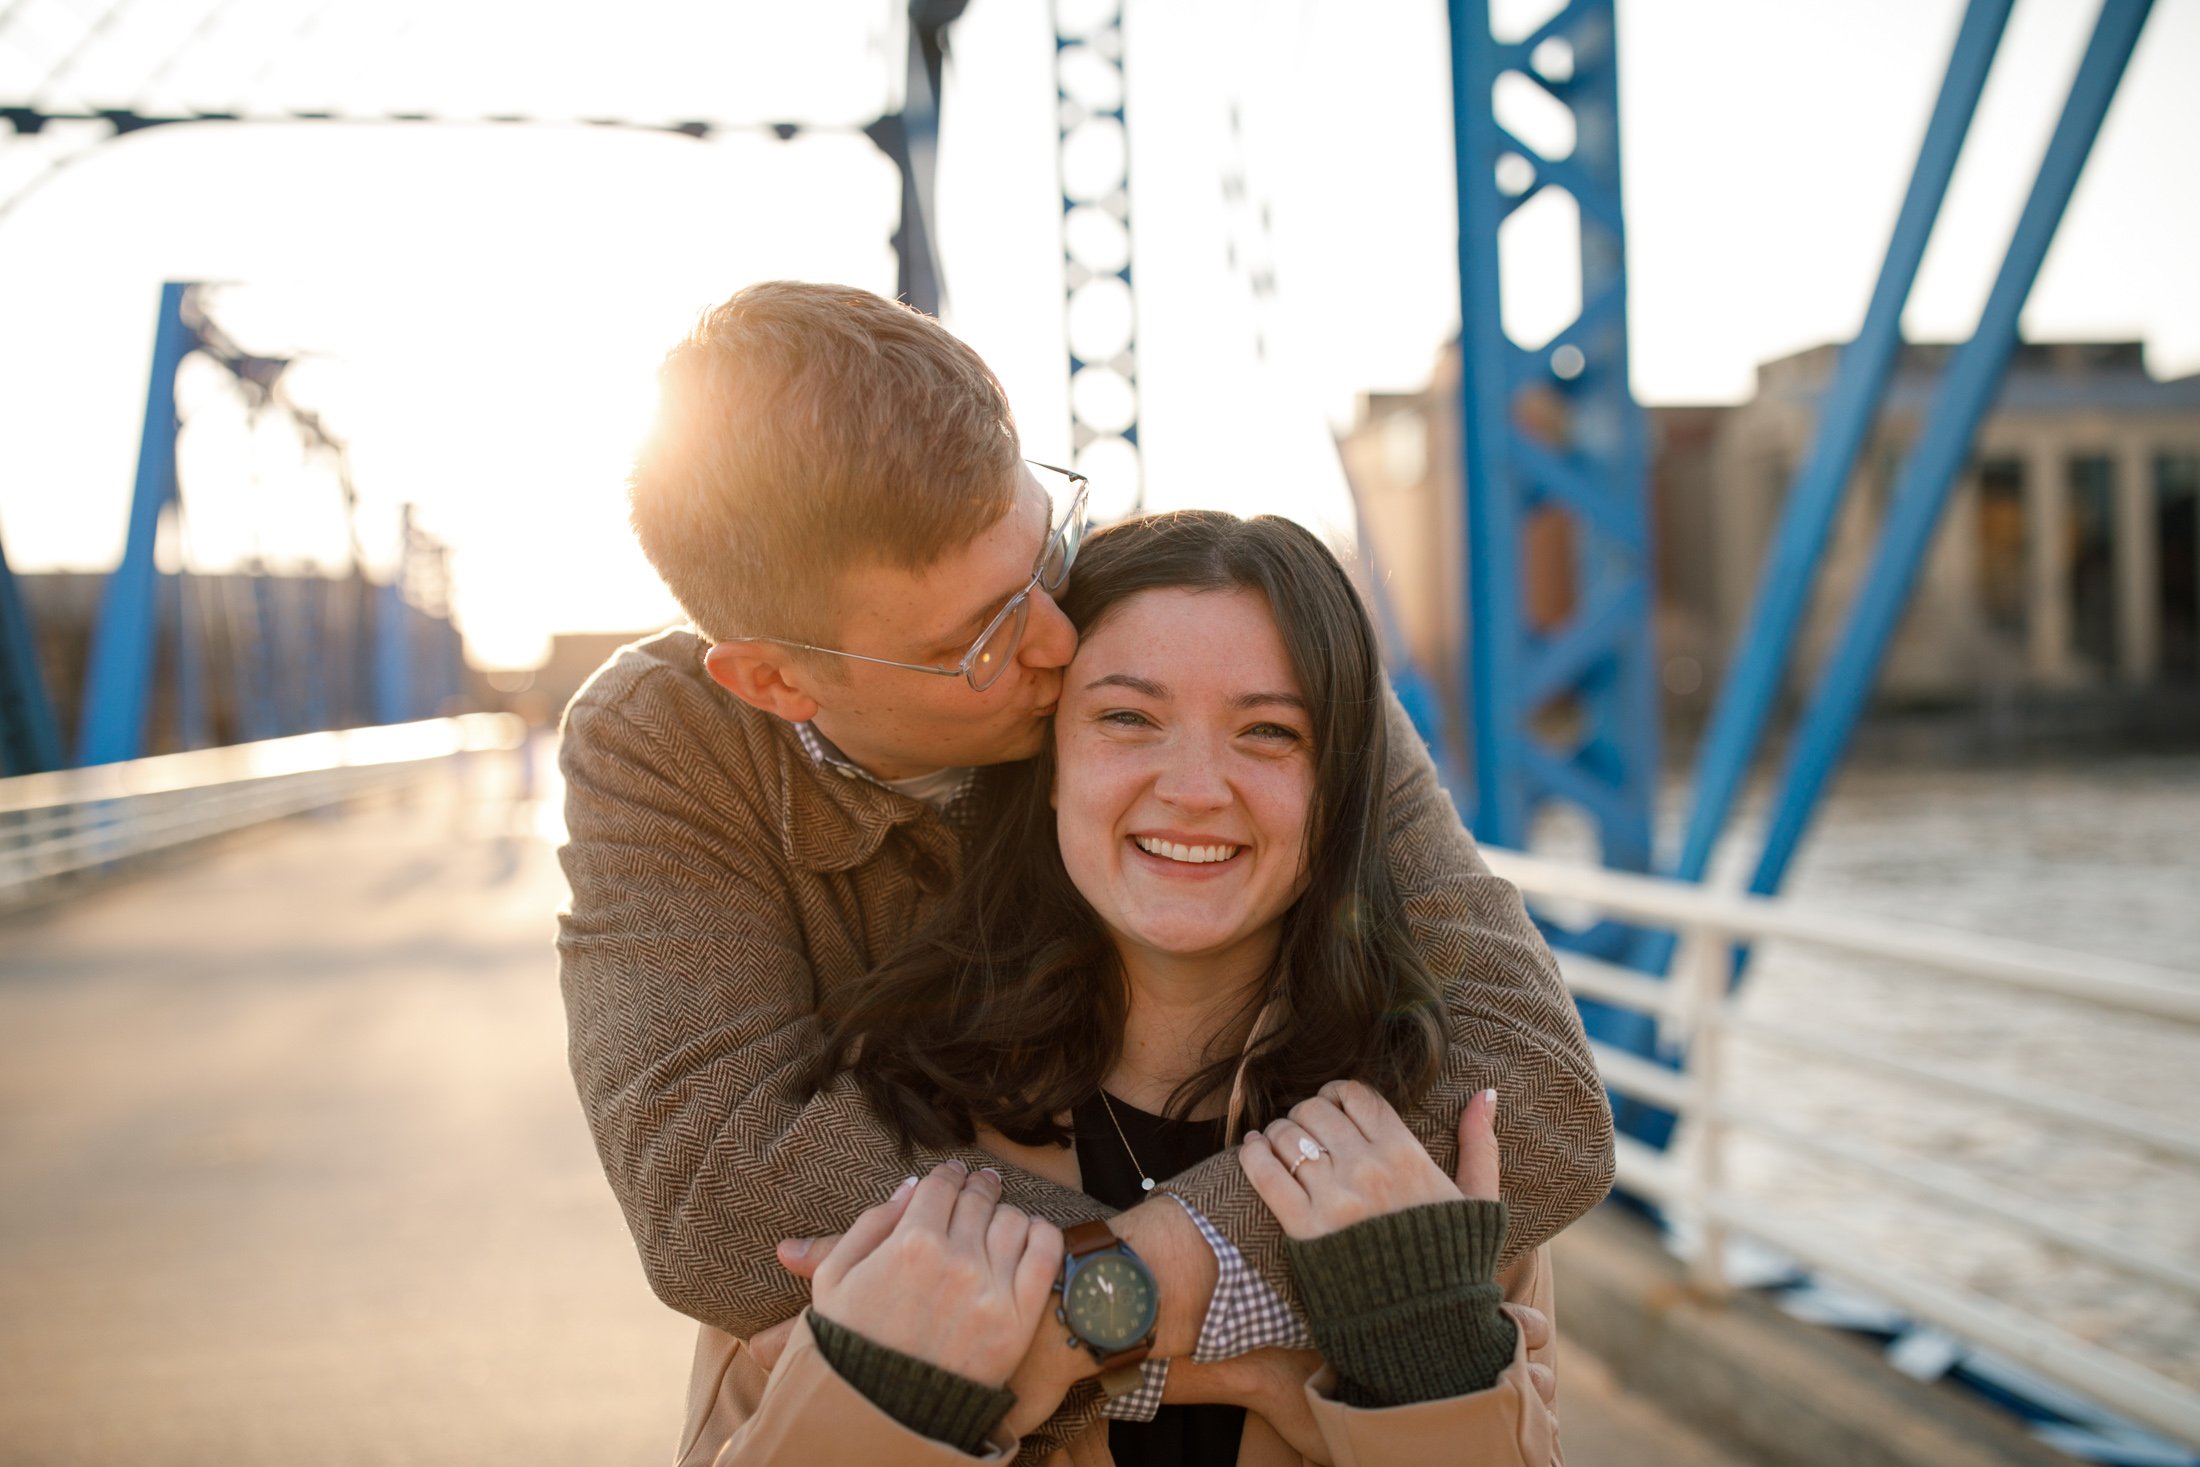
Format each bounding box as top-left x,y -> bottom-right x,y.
1343,340 -> 2200,754
468,629 -> 683,729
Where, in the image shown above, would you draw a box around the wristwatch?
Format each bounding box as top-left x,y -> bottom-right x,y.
1055,1220 -> 1160,1398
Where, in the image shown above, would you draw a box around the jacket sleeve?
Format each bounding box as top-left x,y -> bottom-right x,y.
684,1318 -> 1022,1467
556,685 -> 1110,1341
1133,685 -> 1615,1310
1300,1244 -> 1563,1467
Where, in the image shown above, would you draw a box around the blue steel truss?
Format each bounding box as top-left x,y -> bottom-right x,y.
1637,0 -> 2017,978
75,281 -> 196,767
0,531 -> 63,776
1447,0 -> 1659,944
59,283 -> 467,767
1745,0 -> 2156,906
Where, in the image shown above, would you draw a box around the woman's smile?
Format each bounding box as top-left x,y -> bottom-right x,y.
1129,834 -> 1244,867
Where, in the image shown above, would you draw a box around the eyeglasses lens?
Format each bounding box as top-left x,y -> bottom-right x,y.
1042,489 -> 1087,593
968,593 -> 1030,692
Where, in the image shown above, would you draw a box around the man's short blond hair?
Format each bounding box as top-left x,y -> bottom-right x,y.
629,281 -> 1022,646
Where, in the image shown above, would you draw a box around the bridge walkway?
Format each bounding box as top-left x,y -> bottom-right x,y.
0,776 -> 1737,1466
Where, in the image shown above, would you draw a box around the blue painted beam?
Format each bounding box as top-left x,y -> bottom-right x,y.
1450,0 -> 1530,850
1453,0 -> 1666,1140
1748,0 -> 2156,903
1642,0 -> 2014,974
77,282 -> 196,766
864,2 -> 959,316
1449,0 -> 1657,874
0,530 -> 64,775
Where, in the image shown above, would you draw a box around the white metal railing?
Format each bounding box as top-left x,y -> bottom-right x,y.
1480,846 -> 2200,1449
0,714 -> 528,898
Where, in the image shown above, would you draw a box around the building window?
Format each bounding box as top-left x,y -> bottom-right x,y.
1976,458 -> 2025,638
2161,452 -> 2199,682
2068,455 -> 2117,675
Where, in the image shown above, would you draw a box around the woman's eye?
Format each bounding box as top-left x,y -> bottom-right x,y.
1099,709 -> 1155,729
1246,722 -> 1304,744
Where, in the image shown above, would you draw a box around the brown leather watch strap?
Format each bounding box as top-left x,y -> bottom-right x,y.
1093,1343 -> 1151,1375
1063,1219 -> 1119,1258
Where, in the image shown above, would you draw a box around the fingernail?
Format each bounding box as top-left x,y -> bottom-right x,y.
894,1175 -> 918,1196
978,1166 -> 1002,1184
781,1238 -> 808,1260
1482,1088 -> 1499,1108
946,1159 -> 968,1176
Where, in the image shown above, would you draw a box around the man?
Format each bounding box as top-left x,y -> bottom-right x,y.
558,280 -> 1612,1441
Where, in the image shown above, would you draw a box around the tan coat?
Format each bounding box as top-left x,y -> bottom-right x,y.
674,1247 -> 1560,1467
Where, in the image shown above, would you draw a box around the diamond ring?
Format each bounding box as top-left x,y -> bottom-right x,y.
1286,1135 -> 1329,1179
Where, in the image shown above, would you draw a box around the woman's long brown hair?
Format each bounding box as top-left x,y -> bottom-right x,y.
804,511 -> 1442,1151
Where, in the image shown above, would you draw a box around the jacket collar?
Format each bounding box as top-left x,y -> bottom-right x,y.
770,719 -> 951,874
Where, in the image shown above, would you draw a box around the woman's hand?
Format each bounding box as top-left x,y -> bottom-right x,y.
1240,1080 -> 1500,1240
810,1161 -> 1064,1388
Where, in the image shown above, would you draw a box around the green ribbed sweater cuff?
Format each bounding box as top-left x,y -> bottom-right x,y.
1285,1198 -> 1518,1409
806,1310 -> 1016,1456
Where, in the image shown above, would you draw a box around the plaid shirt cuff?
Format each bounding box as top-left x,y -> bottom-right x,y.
1167,1194 -> 1313,1361
1098,1358 -> 1168,1421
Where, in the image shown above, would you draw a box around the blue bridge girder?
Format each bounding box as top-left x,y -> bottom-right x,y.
1636,0 -> 2019,980
1744,0 -> 2157,909
0,531 -> 64,777
1444,0 -> 2159,1145
1448,0 -> 1660,934
4,282 -> 470,770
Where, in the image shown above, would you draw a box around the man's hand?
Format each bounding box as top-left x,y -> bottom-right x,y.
780,1204 -> 1097,1433
999,1303 -> 1096,1438
808,1161 -> 1062,1388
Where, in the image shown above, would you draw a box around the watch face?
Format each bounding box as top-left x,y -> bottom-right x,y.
1064,1253 -> 1158,1352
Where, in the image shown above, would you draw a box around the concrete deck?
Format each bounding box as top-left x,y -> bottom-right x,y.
0,778 -> 1733,1465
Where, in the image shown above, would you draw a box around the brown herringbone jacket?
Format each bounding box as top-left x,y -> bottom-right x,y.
556,629 -> 1612,1342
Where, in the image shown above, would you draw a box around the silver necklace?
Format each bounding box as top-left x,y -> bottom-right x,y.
1097,1091 -> 1157,1193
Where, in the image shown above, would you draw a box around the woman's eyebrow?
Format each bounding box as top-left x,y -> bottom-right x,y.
1232,691 -> 1307,712
1084,672 -> 1165,697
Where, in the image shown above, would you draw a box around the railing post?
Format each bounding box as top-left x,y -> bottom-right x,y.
1682,926 -> 1732,1299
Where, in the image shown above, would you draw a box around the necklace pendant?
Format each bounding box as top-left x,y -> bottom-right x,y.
1140,1177 -> 1156,1192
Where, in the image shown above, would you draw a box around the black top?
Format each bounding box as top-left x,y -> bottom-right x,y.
1073,1090 -> 1247,1467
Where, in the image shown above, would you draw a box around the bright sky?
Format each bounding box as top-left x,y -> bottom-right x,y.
0,0 -> 2192,668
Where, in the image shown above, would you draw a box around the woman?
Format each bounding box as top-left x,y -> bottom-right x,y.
685,512 -> 1560,1465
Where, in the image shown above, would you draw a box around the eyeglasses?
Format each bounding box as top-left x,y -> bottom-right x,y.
725,461 -> 1090,692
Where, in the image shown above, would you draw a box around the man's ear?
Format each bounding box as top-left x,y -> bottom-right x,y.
704,641 -> 823,723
